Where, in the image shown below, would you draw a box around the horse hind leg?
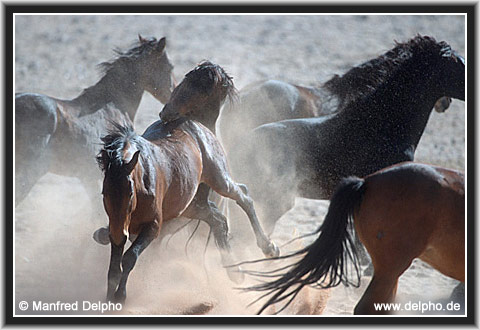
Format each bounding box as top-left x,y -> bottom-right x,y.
353,229 -> 415,314
205,202 -> 245,283
354,272 -> 400,315
215,180 -> 280,258
182,191 -> 245,283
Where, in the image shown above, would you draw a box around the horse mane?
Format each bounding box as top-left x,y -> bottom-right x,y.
74,36 -> 165,109
184,60 -> 238,103
97,121 -> 141,173
97,36 -> 163,75
323,35 -> 454,108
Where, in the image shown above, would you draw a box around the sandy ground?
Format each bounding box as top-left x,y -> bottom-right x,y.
14,14 -> 465,317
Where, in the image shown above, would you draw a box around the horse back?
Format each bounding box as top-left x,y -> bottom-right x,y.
218,80 -> 319,155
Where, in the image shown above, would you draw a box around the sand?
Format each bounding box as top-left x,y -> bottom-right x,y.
14,14 -> 465,317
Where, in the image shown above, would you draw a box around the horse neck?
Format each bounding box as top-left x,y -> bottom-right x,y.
189,102 -> 220,134
343,67 -> 441,148
71,67 -> 144,120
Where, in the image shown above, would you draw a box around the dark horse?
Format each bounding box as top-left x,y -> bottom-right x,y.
218,56 -> 453,163
98,121 -> 278,303
93,61 -> 238,245
15,36 -> 174,208
245,162 -> 464,315
231,35 -> 465,235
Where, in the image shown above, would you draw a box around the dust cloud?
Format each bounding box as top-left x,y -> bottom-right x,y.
14,14 -> 465,316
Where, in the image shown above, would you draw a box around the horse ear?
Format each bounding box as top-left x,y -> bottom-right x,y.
156,37 -> 166,53
138,34 -> 147,44
124,150 -> 140,174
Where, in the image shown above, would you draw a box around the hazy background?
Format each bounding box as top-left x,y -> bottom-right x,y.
14,14 -> 465,315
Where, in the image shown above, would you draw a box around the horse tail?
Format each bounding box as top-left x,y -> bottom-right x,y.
250,176 -> 366,314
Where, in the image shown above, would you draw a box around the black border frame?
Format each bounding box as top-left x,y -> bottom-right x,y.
4,3 -> 476,326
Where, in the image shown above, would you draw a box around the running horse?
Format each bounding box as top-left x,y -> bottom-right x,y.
218,57 -> 453,165
98,120 -> 278,303
229,35 -> 465,235
245,162 -> 464,315
93,61 -> 238,245
15,36 -> 174,209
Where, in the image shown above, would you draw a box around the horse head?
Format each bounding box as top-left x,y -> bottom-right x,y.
412,36 -> 465,102
97,125 -> 141,246
100,36 -> 175,106
437,48 -> 465,101
138,36 -> 175,104
159,61 -> 236,132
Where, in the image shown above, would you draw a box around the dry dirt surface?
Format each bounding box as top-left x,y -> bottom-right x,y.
14,14 -> 465,317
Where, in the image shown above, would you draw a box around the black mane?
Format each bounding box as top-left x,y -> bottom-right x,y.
323,35 -> 454,109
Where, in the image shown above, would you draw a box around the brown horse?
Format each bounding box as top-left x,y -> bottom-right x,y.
246,162 -> 464,315
93,61 -> 237,245
97,121 -> 278,303
15,36 -> 174,208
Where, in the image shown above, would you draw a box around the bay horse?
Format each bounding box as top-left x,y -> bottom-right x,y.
245,162 -> 464,315
230,35 -> 465,235
15,36 -> 174,208
93,61 -> 238,245
97,121 -> 278,303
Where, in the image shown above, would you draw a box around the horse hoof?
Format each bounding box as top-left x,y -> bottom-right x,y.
226,266 -> 245,284
113,290 -> 126,304
263,241 -> 280,258
93,227 -> 110,245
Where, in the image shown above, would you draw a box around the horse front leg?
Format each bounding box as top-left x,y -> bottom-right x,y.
113,221 -> 159,303
226,183 -> 280,258
107,237 -> 125,301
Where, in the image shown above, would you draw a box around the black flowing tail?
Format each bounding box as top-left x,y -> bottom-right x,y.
247,176 -> 366,314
